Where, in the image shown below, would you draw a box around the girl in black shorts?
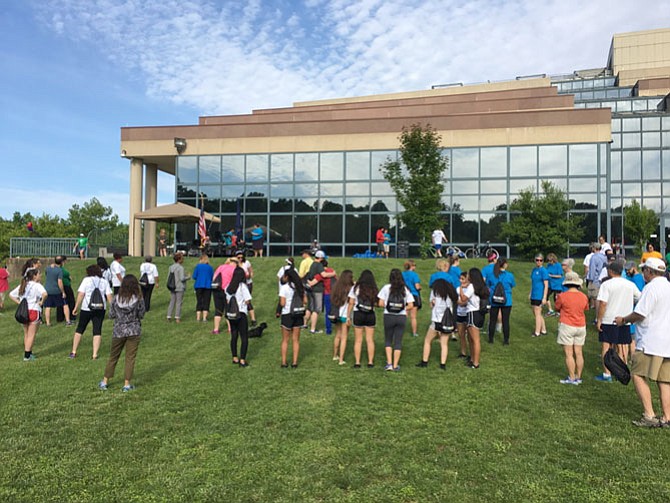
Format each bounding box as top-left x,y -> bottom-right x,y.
279,268 -> 307,368
347,269 -> 378,368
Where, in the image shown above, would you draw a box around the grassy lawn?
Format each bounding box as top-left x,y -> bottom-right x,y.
0,256 -> 668,502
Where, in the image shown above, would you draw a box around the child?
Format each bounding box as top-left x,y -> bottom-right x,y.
99,275 -> 146,392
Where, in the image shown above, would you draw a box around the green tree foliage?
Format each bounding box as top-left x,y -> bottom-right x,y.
380,123 -> 448,257
500,180 -> 584,259
623,200 -> 659,256
67,197 -> 119,234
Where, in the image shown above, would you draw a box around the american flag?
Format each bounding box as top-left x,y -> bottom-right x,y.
198,205 -> 206,246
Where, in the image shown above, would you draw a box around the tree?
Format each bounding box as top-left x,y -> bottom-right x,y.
67,197 -> 119,235
500,180 -> 584,259
380,123 -> 448,257
623,200 -> 658,256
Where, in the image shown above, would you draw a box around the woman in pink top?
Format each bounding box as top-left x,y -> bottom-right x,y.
554,272 -> 589,385
0,264 -> 9,310
211,257 -> 239,335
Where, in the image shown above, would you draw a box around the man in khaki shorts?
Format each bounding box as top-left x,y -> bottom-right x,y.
615,257 -> 670,428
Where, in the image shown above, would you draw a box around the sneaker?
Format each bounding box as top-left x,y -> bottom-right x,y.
66,321 -> 74,326
416,361 -> 428,368
595,374 -> 613,382
366,363 -> 374,369
310,329 -> 323,334
393,366 -> 401,372
122,385 -> 135,392
98,380 -> 108,391
353,364 -> 361,369
68,352 -> 77,359
457,353 -> 468,359
333,356 -> 340,361
439,363 -> 446,371
560,377 -> 579,385
412,333 -> 419,337
23,354 -> 37,362
468,362 -> 480,369
384,363 -> 394,371
574,378 -> 583,384
632,415 -> 660,428
239,361 -> 249,368
211,330 -> 220,335
660,419 -> 670,429
338,360 -> 347,366
250,320 -> 257,328
545,310 -> 556,317
531,332 -> 540,337
451,336 -> 458,341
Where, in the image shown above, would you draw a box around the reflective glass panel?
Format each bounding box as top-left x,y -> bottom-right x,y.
480,195 -> 508,212
611,119 -> 621,133
569,144 -> 597,176
270,215 -> 293,246
642,117 -> 661,131
663,132 -> 670,148
664,150 -> 670,178
642,132 -> 661,148
539,145 -> 567,176
270,184 -> 293,198
480,179 -> 507,194
610,184 -> 622,197
371,198 -> 395,213
643,151 -> 661,180
295,198 -> 318,213
480,147 -> 507,178
452,180 -> 478,194
320,152 -> 344,180
632,99 -> 647,111
345,197 -> 370,211
611,134 -> 621,150
509,178 -> 536,194
271,154 -> 294,182
622,152 -> 641,180
270,198 -> 293,213
451,195 -> 478,212
548,178 -> 567,191
616,100 -> 632,113
245,197 -> 267,213
622,183 -> 642,197
320,183 -> 344,197
245,185 -> 267,197
199,156 -> 221,183
320,215 -> 343,242
568,177 -> 597,192
510,146 -> 536,177
177,156 -> 198,184
345,214 -> 369,242
199,185 -> 220,201
321,199 -> 344,212
371,150 -> 396,180
611,152 -> 621,181
568,193 -> 597,205
295,183 -> 319,198
295,153 -> 318,181
345,180 -> 370,196
346,152 -> 370,180
644,198 -> 662,212
222,185 -> 244,199
452,148 -> 479,178
294,215 -> 317,242
246,154 -> 269,182
222,155 -> 244,183
644,182 -> 661,197
622,133 -> 641,149
370,181 -> 393,196
622,118 -> 639,132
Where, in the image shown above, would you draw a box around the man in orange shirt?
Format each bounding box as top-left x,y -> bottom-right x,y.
554,272 -> 589,385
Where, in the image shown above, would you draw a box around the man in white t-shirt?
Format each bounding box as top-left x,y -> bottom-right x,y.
615,258 -> 670,428
431,229 -> 447,257
598,235 -> 612,255
595,261 -> 641,381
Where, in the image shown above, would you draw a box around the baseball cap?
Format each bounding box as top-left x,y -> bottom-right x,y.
315,250 -> 326,259
624,261 -> 636,271
640,257 -> 666,273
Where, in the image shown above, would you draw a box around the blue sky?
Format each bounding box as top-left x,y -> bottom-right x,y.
1,0 -> 667,223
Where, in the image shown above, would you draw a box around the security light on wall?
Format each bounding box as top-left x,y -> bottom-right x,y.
174,137 -> 187,155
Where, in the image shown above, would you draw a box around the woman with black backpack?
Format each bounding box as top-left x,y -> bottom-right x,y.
416,278 -> 458,370
70,264 -> 113,360
329,269 -> 354,365
279,268 -> 307,368
486,258 -> 516,345
377,268 -> 414,372
458,268 -> 489,369
225,266 -> 252,367
9,268 -> 47,362
347,270 -> 379,369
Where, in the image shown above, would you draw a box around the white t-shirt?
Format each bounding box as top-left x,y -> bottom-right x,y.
377,284 -> 414,315
9,281 -> 47,312
276,265 -> 296,291
348,286 -> 375,313
457,284 -> 477,315
600,242 -> 612,255
583,252 -> 593,270
139,262 -> 159,285
241,261 -> 253,285
432,230 -> 446,245
110,260 -> 126,287
77,276 -> 113,311
430,291 -> 454,323
633,276 -> 670,357
225,283 -> 252,315
279,283 -> 299,315
597,276 -> 641,324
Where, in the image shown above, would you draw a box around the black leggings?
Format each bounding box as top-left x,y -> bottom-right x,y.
230,313 -> 249,360
75,309 -> 105,336
195,288 -> 212,311
383,313 -> 406,350
488,306 -> 512,343
141,284 -> 154,311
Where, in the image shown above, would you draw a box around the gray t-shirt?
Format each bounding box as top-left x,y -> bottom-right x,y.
308,261 -> 325,293
44,265 -> 63,295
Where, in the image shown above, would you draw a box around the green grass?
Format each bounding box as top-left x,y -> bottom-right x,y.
1,256 -> 668,502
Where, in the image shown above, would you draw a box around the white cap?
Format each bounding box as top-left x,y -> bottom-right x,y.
640,257 -> 666,273
315,250 -> 326,259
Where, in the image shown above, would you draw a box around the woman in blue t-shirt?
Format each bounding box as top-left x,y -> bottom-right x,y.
401,260 -> 422,337
486,258 -> 516,345
545,253 -> 563,316
530,253 -> 549,337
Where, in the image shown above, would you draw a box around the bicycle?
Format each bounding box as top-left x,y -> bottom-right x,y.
464,241 -> 499,260
428,244 -> 465,258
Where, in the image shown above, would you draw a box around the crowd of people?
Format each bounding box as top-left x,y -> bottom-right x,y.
5,237 -> 670,427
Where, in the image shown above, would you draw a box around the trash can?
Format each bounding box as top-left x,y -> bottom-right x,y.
397,241 -> 409,259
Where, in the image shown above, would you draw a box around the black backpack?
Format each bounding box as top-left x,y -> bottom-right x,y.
492,281 -> 507,305
211,272 -> 222,290
225,294 -> 241,320
139,272 -> 149,287
604,347 -> 631,385
437,304 -> 455,334
89,279 -> 105,311
386,289 -> 406,314
289,289 -> 306,315
327,301 -> 341,322
14,298 -> 30,324
356,288 -> 374,312
166,271 -> 176,292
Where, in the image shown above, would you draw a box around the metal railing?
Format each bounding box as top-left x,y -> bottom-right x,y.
10,238 -> 78,258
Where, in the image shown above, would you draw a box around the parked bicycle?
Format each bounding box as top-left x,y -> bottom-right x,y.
428,244 -> 465,258
464,241 -> 499,260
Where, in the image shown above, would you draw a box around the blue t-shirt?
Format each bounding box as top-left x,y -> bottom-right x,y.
429,271 -> 451,288
481,263 -> 495,284
447,266 -> 462,290
383,233 -> 391,245
486,270 -> 516,307
624,272 -> 645,292
546,263 -> 563,291
251,227 -> 263,242
192,263 -> 214,289
402,270 -> 420,296
45,265 -> 63,295
530,266 -> 549,301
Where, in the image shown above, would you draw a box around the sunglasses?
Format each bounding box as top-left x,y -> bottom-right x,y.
535,259 -> 543,262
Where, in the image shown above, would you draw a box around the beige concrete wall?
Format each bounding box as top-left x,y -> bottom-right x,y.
143,164 -> 158,257
295,78 -> 552,107
128,158 -> 143,257
610,28 -> 670,84
619,67 -> 670,88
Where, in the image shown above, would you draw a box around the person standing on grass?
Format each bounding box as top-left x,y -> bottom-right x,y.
640,242 -> 662,263
330,270 -> 354,365
431,228 -> 447,257
624,261 -> 645,291
251,223 -> 264,258
447,255 -> 462,290
99,275 -> 145,392
595,261 -> 641,381
43,256 -> 73,327
348,269 -> 379,368
9,268 -> 47,361
417,278 -> 458,370
486,257 -> 516,345
463,268 -> 488,369
402,259 -> 422,338
58,256 -> 76,322
279,268 -> 307,368
530,253 -> 549,337
554,272 -> 589,385
428,258 -> 451,287
70,264 -> 113,360
158,228 -> 168,257
317,259 -> 337,335
455,272 -> 471,360
545,253 -> 563,316
378,268 -> 414,372
375,227 -> 385,257
226,266 -> 252,367
192,253 -> 213,322
383,229 -> 391,258
211,257 -> 238,335
305,250 -> 326,334
110,253 -> 126,296
0,262 -> 9,311
560,258 -> 575,287
236,251 -> 257,327
615,257 -> 670,428
586,242 -> 607,314
139,256 -> 159,312
167,252 -> 189,323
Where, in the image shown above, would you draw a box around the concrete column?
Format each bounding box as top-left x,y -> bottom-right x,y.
128,157 -> 144,257
143,163 -> 158,256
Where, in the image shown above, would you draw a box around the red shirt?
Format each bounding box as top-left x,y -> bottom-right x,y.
555,290 -> 589,327
375,229 -> 385,244
0,268 -> 8,292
